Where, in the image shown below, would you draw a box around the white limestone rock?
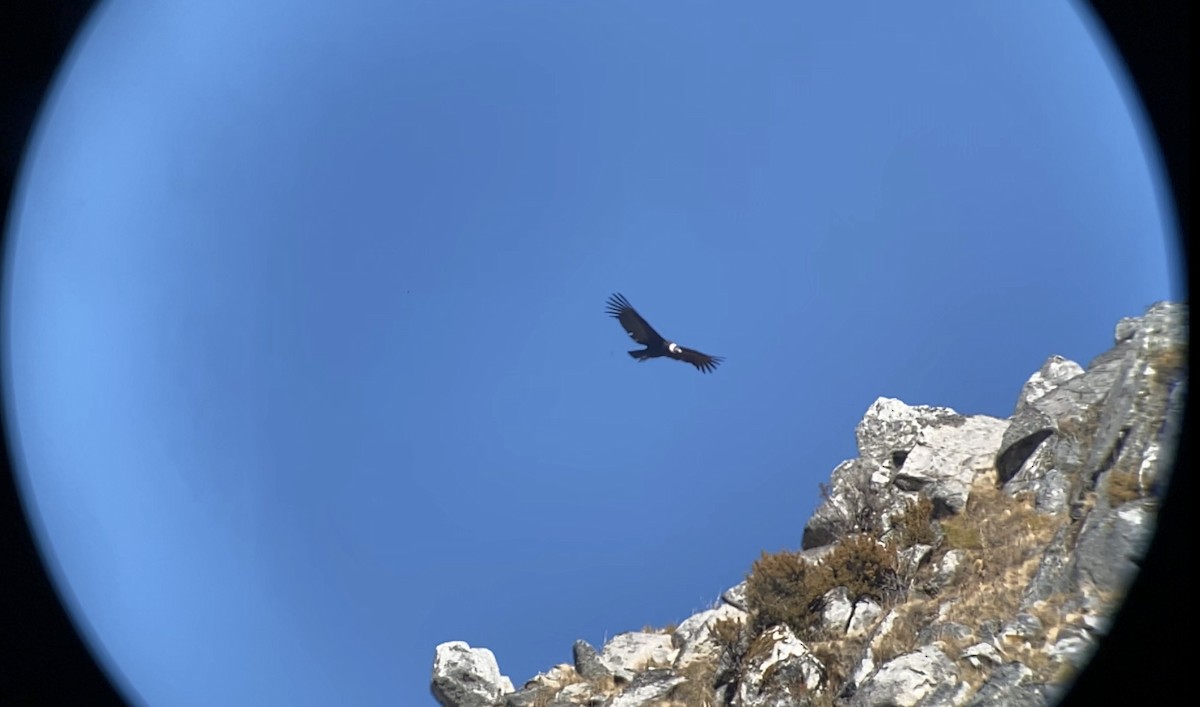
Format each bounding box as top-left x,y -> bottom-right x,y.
891,410 -> 1009,514
721,581 -> 749,611
1016,355 -> 1085,411
848,608 -> 902,688
935,549 -> 965,587
672,603 -> 748,668
847,598 -> 883,638
522,663 -> 576,691
607,670 -> 685,707
820,586 -> 854,633
849,645 -> 959,707
961,642 -> 1003,669
431,641 -> 514,707
600,631 -> 678,683
734,624 -> 825,706
806,397 -> 1008,548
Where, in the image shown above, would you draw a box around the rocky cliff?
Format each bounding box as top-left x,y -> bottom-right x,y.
430,301 -> 1187,707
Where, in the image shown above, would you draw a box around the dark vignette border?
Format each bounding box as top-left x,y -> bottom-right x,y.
0,1 -> 1189,705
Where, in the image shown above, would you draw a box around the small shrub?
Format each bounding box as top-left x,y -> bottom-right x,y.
821,533 -> 902,605
710,616 -> 747,650
746,535 -> 900,636
710,616 -> 751,688
941,515 -> 985,550
746,549 -> 824,634
891,496 -> 939,546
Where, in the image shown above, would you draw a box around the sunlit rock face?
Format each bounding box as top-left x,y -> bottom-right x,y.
432,642 -> 515,707
432,302 -> 1187,707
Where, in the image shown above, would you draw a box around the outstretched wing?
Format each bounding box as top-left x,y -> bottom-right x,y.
669,346 -> 724,374
606,293 -> 665,346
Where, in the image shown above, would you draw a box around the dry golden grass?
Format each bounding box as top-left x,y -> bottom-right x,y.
808,634 -> 866,695
733,469 -> 1079,701
522,666 -> 583,707
665,656 -> 720,707
1148,339 -> 1187,387
870,599 -> 934,665
939,557 -> 1041,631
823,478 -> 1075,691
938,480 -> 1062,584
1025,598 -> 1065,638
525,663 -> 623,705
1008,641 -> 1057,675
940,636 -> 991,693
940,515 -> 985,550
529,664 -> 584,691
1104,469 -> 1143,505
988,617 -> 1067,688
958,662 -> 988,693
909,481 -> 1079,689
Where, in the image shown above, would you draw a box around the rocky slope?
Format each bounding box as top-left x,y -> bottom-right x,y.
431,301 -> 1187,707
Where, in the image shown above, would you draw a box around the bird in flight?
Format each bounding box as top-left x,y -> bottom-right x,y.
606,293 -> 725,374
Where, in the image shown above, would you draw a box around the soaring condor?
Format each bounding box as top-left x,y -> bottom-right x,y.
605,293 -> 725,374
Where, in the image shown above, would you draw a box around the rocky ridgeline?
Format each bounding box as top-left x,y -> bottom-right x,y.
431,302 -> 1187,707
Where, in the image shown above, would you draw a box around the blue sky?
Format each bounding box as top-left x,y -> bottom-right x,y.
2,2 -> 1182,706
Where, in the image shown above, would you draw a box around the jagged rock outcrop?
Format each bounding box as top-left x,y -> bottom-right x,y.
432,642 -> 515,707
802,398 -> 1009,550
431,302 -> 1187,707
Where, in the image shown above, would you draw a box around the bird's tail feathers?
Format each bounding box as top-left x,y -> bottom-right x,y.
628,349 -> 651,361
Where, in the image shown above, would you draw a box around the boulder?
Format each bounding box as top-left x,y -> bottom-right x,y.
599,632 -> 677,683
849,645 -> 958,707
734,625 -> 826,707
431,641 -> 514,707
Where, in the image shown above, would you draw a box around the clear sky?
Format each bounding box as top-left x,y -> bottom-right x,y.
2,2 -> 1182,706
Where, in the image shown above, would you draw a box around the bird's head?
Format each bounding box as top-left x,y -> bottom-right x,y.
667,342 -> 682,354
